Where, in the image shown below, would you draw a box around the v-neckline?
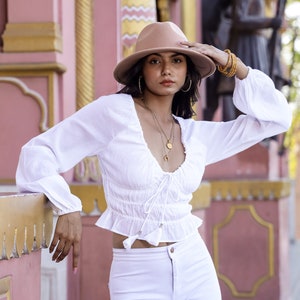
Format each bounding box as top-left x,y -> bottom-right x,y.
129,96 -> 187,174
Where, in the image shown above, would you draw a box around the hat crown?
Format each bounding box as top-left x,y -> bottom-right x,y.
113,22 -> 216,84
135,22 -> 188,52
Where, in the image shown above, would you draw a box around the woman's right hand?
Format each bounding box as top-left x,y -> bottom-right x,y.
49,211 -> 82,271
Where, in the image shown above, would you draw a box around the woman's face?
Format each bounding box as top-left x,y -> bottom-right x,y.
142,52 -> 187,97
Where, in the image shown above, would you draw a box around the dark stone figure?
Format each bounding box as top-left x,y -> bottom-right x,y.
217,0 -> 282,121
201,0 -> 231,121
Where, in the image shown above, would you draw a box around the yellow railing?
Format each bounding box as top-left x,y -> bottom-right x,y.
0,193 -> 53,260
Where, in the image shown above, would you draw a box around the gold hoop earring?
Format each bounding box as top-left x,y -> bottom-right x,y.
138,76 -> 143,94
181,79 -> 192,92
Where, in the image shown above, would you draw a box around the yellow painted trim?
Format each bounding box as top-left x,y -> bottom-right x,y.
211,179 -> 291,200
0,77 -> 48,132
191,182 -> 211,210
75,0 -> 94,109
121,19 -> 155,33
47,73 -> 55,128
2,22 -> 62,53
0,193 -> 53,260
0,276 -> 11,300
213,204 -> 274,297
181,0 -> 197,41
122,0 -> 155,6
70,184 -> 106,214
0,63 -> 66,73
157,0 -> 171,21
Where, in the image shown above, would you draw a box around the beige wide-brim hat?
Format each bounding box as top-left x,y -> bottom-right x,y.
114,21 -> 216,84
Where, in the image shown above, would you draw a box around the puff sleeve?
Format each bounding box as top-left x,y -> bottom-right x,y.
16,95 -> 119,215
203,68 -> 292,165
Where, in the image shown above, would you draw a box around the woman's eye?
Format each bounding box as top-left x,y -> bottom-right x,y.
173,57 -> 183,63
149,59 -> 160,64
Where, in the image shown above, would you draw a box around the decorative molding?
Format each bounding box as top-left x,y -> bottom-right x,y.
0,63 -> 66,128
121,0 -> 156,58
0,76 -> 48,132
70,184 -> 106,215
2,22 -> 62,53
0,193 -> 53,261
74,0 -> 97,183
75,0 -> 94,109
211,179 -> 291,201
213,204 -> 274,297
0,63 -> 66,74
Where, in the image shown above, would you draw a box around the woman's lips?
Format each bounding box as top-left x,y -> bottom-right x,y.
160,80 -> 174,87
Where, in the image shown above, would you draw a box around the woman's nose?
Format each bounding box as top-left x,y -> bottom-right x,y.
161,62 -> 171,76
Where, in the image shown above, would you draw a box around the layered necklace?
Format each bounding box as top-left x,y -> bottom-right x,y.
143,101 -> 175,162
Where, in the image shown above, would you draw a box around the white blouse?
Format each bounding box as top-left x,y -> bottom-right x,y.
16,68 -> 292,248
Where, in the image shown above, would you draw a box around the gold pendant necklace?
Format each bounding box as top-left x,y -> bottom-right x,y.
166,140 -> 173,150
139,98 -> 175,162
151,110 -> 174,151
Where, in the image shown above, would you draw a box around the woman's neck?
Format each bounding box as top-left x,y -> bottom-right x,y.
141,93 -> 173,122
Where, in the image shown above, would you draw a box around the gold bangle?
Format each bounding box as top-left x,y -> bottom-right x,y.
217,49 -> 232,73
226,52 -> 238,77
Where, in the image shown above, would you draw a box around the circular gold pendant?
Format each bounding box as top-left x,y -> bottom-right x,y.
166,142 -> 173,150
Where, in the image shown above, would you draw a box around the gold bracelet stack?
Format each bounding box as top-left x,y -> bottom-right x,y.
217,49 -> 238,77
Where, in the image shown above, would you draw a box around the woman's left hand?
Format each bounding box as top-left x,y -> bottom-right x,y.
49,211 -> 82,271
180,41 -> 249,79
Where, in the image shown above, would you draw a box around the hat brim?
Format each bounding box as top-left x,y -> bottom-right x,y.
113,47 -> 216,85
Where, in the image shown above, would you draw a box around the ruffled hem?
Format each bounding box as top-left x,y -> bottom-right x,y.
95,207 -> 203,244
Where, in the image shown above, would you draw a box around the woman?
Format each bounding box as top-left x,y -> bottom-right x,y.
16,22 -> 291,299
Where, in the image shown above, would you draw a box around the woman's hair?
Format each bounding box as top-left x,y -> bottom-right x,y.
117,55 -> 202,119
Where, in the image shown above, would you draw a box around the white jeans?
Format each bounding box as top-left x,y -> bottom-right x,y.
109,232 -> 222,300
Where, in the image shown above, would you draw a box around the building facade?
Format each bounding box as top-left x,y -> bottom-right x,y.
0,0 -> 292,299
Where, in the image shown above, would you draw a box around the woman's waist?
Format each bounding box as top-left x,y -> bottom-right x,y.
113,232 -> 175,249
96,212 -> 203,246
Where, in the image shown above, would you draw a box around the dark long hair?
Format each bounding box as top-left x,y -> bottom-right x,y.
117,55 -> 202,119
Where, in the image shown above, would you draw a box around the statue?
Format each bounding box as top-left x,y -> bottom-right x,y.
201,0 -> 231,121
217,0 -> 282,121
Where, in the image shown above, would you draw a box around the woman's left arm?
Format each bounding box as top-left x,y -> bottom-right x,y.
180,42 -> 292,164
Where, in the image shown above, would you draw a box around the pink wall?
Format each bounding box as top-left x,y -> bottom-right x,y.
205,197 -> 290,300
0,251 -> 42,300
68,211 -> 208,300
7,0 -> 60,23
58,0 -> 76,120
93,0 -> 119,96
0,80 -> 43,179
0,0 -> 76,181
67,217 -> 112,300
204,144 -> 269,180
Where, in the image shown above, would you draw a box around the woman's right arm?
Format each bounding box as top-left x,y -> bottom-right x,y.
16,95 -> 114,269
16,96 -> 113,213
